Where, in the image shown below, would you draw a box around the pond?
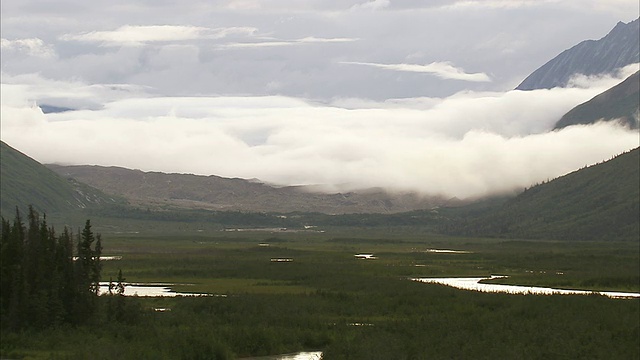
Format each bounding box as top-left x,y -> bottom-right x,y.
98,282 -> 213,297
412,276 -> 640,299
240,351 -> 322,360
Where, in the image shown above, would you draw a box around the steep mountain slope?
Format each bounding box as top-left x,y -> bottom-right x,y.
555,71 -> 640,129
517,18 -> 639,90
46,164 -> 453,214
0,141 -> 120,218
445,148 -> 640,241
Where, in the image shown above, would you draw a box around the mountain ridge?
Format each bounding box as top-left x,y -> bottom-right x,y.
517,18 -> 639,90
45,164 -> 456,214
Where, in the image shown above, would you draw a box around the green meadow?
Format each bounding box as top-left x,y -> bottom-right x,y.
3,223 -> 637,359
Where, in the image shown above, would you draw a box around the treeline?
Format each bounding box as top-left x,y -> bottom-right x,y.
0,207 -> 103,329
89,204 -> 443,230
89,205 -> 294,227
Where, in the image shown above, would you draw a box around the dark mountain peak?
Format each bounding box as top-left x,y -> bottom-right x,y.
516,18 -> 640,90
612,18 -> 638,31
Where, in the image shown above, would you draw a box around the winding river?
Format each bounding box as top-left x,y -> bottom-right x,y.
412,276 -> 640,299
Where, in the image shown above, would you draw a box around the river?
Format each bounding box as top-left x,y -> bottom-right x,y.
412,276 -> 640,298
240,351 -> 322,360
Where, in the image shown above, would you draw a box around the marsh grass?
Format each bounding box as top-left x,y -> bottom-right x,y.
100,232 -> 639,294
5,229 -> 637,359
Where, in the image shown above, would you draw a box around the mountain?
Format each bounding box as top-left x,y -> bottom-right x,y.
0,141 -> 120,218
45,164 -> 454,214
554,71 -> 639,129
517,18 -> 639,90
444,148 -> 640,241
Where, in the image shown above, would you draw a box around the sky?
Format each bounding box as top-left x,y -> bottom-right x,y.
1,0 -> 639,199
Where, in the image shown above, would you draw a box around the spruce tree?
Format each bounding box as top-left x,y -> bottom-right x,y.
1,210 -> 106,329
75,219 -> 102,323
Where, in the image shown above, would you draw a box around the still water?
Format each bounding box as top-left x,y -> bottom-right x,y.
413,276 -> 640,299
98,282 -> 211,297
240,351 -> 322,360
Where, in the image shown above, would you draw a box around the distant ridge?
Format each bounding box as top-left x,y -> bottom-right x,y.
517,18 -> 639,90
46,164 -> 453,214
554,71 -> 639,129
0,141 -> 120,217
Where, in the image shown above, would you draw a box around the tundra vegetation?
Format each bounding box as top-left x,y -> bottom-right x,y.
1,210 -> 638,359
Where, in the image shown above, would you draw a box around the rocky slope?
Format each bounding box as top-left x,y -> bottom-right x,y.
517,18 -> 639,90
46,164 -> 456,214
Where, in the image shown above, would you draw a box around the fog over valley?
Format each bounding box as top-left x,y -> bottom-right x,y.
1,0 -> 639,199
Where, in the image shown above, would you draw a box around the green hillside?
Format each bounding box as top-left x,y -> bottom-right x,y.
0,141 -> 120,218
444,148 -> 640,241
555,71 -> 639,129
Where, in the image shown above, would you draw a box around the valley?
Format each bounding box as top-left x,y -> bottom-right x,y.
2,227 -> 638,359
1,8 -> 639,360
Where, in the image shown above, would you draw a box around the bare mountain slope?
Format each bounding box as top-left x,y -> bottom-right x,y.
517,18 -> 639,90
46,164 -> 454,214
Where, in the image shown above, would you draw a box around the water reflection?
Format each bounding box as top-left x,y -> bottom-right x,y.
413,276 -> 640,299
98,282 -> 212,297
241,351 -> 322,360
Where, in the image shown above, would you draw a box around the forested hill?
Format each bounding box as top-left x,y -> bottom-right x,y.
516,18 -> 639,90
0,141 -> 120,218
444,148 -> 640,241
554,71 -> 639,129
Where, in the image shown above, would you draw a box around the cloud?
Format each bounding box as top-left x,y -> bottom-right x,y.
566,63 -> 640,88
0,38 -> 56,58
340,61 -> 492,82
1,0 -> 639,202
350,0 -> 391,11
60,25 -> 257,46
218,36 -> 358,49
2,73 -> 637,199
2,0 -> 636,100
443,0 -> 560,10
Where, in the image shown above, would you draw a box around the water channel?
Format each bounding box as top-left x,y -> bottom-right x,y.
240,351 -> 323,360
413,276 -> 640,298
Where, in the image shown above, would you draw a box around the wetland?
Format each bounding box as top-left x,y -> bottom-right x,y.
2,222 -> 639,359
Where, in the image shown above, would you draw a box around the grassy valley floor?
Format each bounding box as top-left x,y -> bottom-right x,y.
2,226 -> 638,359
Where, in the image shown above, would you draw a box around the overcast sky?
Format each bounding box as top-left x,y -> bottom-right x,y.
1,0 -> 639,198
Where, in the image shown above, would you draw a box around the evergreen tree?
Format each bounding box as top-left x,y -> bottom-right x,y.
116,269 -> 126,295
1,209 -> 105,329
74,219 -> 102,323
92,234 -> 103,295
0,209 -> 25,329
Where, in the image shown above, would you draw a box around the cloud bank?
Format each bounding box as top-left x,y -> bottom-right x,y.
61,25 -> 258,46
1,0 -> 637,100
341,61 -> 492,82
1,0 -> 638,202
219,37 -> 358,49
1,38 -> 56,58
1,72 -> 637,199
